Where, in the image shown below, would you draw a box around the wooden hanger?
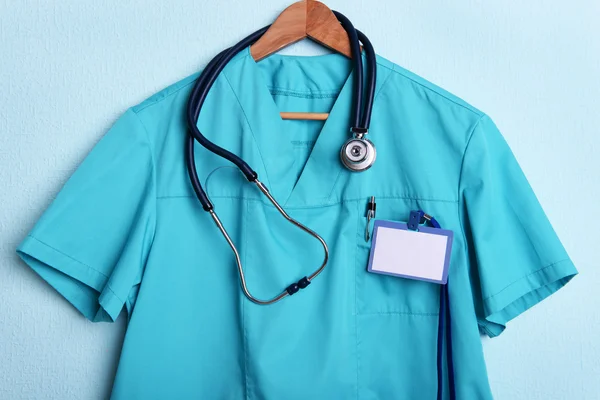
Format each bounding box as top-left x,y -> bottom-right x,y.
250,0 -> 354,121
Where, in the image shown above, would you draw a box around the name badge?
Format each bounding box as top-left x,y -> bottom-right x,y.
367,219 -> 453,284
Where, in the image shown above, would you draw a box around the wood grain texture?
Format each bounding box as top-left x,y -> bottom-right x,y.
280,112 -> 329,120
250,1 -> 307,61
306,0 -> 352,57
250,0 -> 352,61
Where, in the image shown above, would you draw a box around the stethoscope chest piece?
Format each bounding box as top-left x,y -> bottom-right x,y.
340,136 -> 376,172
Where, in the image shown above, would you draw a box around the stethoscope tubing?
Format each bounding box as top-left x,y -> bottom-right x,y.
185,11 -> 373,305
356,30 -> 376,130
331,11 -> 363,130
186,26 -> 269,189
187,14 -> 377,210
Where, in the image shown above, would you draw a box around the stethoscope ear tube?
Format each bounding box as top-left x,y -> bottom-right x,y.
185,30 -> 267,211
338,28 -> 378,172
186,27 -> 269,186
356,30 -> 376,130
186,136 -> 213,211
185,47 -> 230,212
331,11 -> 363,130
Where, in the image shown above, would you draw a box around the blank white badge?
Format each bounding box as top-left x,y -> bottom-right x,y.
367,219 -> 454,284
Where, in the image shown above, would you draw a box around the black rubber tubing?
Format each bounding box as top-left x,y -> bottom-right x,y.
185,11 -> 373,211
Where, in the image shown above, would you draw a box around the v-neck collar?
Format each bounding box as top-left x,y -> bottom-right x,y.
222,46 -> 363,207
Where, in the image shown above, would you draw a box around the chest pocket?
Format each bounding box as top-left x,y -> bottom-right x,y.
354,198 -> 441,315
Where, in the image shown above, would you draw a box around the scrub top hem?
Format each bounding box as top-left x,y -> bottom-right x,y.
479,258 -> 577,337
16,234 -> 124,322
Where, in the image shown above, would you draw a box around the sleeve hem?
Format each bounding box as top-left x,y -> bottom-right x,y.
16,235 -> 125,322
479,258 -> 577,338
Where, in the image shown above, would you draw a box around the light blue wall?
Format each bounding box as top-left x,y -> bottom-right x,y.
1,1 -> 597,399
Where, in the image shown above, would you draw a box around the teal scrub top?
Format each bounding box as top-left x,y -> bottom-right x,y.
17,46 -> 577,399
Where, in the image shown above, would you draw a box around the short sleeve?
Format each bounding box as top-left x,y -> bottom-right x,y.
17,108 -> 156,322
459,115 -> 577,338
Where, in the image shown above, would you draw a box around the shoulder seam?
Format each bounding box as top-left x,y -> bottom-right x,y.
457,113 -> 486,202
455,113 -> 485,280
132,54 -> 392,113
374,62 -> 394,101
390,64 -> 483,116
129,108 -> 157,174
127,108 -> 159,299
134,79 -> 196,113
375,59 -> 394,72
221,69 -> 273,188
134,52 -> 252,113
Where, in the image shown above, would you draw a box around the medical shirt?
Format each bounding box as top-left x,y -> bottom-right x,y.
17,46 -> 577,399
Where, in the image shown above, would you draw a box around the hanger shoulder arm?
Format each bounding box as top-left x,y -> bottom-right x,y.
250,1 -> 307,62
306,1 -> 352,58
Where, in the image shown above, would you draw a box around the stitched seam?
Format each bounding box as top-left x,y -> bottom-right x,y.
358,311 -> 440,316
134,52 -> 251,113
157,195 -> 458,207
477,320 -> 496,337
456,116 -> 486,329
326,171 -> 344,202
130,109 -> 157,185
130,110 -> 159,242
134,78 -> 197,113
132,50 -> 392,113
71,279 -> 99,302
354,201 -> 360,400
126,297 -> 133,321
324,68 -> 394,202
243,200 -> 250,400
456,115 -> 485,202
221,71 -> 273,188
104,283 -> 127,306
124,110 -> 159,317
482,258 -> 571,302
391,64 -> 482,117
131,52 -> 392,113
375,60 -> 394,73
268,87 -> 340,98
25,235 -> 110,278
456,115 -> 485,276
374,63 -> 394,101
25,235 -> 127,307
157,195 -> 201,199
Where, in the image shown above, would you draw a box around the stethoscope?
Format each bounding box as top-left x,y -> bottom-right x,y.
185,11 -> 377,305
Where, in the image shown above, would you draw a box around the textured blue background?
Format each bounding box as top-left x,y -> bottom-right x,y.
1,1 -> 597,399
